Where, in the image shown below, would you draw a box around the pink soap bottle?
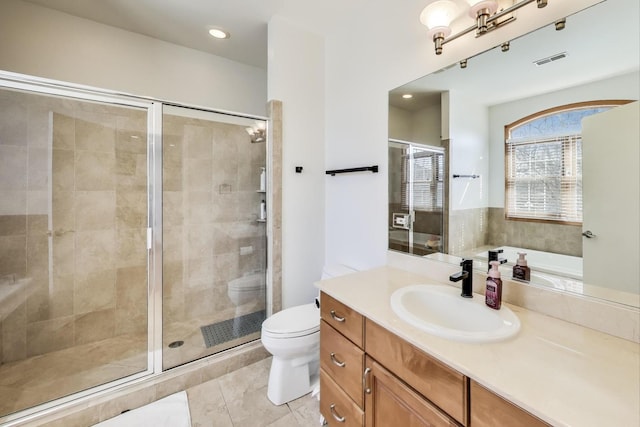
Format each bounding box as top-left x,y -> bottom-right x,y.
485,261 -> 502,310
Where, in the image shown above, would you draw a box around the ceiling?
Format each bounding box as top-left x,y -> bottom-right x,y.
21,0 -> 368,69
20,0 -> 639,102
389,0 -> 639,111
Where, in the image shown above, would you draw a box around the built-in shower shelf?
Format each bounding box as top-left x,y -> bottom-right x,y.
256,219 -> 266,223
256,190 -> 266,193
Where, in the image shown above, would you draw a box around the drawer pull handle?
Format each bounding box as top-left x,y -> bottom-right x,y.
363,367 -> 372,394
330,352 -> 346,367
330,404 -> 346,423
330,310 -> 345,322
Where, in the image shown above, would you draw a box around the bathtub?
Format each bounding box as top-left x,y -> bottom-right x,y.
475,246 -> 582,280
389,229 -> 442,251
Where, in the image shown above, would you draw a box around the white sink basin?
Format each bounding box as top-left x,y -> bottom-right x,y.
390,284 -> 520,343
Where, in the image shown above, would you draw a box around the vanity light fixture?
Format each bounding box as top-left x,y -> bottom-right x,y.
246,121 -> 266,143
421,0 -> 548,55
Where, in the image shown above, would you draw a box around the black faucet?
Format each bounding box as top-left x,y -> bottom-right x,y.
449,258 -> 473,298
488,249 -> 508,272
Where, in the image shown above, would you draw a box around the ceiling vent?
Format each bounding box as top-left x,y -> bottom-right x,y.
533,52 -> 568,66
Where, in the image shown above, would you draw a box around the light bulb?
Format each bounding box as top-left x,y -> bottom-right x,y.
209,28 -> 230,39
420,0 -> 458,36
465,0 -> 498,17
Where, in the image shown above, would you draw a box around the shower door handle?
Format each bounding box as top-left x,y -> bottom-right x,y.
47,229 -> 75,237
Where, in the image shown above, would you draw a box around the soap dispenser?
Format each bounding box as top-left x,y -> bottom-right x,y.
486,261 -> 502,310
513,252 -> 531,281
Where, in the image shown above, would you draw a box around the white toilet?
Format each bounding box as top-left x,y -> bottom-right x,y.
228,273 -> 266,337
261,264 -> 356,405
228,273 -> 266,306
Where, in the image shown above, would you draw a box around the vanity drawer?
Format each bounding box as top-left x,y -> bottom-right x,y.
321,292 -> 364,348
365,319 -> 468,426
320,320 -> 365,408
320,369 -> 364,427
470,381 -> 550,427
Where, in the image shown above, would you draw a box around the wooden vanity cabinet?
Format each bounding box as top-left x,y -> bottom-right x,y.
365,319 -> 467,426
320,293 -> 365,426
320,292 -> 546,427
470,381 -> 550,427
365,356 -> 460,427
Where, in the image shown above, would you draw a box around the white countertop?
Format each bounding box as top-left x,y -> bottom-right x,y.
318,266 -> 640,427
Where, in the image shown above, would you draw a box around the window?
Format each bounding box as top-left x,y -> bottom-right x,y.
401,147 -> 444,211
504,101 -> 624,224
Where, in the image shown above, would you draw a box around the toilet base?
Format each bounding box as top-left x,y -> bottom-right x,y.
266,356 -> 319,405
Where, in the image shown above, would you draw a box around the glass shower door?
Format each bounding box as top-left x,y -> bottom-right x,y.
0,85 -> 151,417
388,140 -> 445,256
161,106 -> 267,369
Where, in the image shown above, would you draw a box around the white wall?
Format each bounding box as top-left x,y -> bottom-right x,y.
410,105 -> 441,146
267,17 -> 326,308
322,0 -> 599,270
488,71 -> 640,207
448,92 -> 489,211
0,0 -> 267,115
388,105 -> 413,142
389,104 -> 441,146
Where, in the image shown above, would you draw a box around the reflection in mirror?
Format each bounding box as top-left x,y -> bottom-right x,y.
388,140 -> 446,256
388,0 -> 639,307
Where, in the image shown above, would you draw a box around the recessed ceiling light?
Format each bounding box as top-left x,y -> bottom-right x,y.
209,28 -> 230,39
402,94 -> 413,99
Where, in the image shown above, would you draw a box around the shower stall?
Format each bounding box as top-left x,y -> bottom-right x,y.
0,73 -> 268,421
388,139 -> 445,256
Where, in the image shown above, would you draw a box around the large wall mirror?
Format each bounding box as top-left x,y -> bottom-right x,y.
388,0 -> 639,307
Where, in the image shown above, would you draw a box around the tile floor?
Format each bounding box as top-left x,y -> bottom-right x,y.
186,357 -> 322,427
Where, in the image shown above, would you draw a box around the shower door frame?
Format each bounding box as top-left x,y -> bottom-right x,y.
0,70 -> 271,425
389,138 -> 446,256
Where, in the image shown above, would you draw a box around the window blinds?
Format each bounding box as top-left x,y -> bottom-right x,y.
401,150 -> 444,211
505,134 -> 582,223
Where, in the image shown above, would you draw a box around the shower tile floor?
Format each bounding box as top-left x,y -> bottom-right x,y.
0,334 -> 148,416
0,305 -> 266,418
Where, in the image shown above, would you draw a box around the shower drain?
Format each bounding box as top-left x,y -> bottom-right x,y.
168,340 -> 184,348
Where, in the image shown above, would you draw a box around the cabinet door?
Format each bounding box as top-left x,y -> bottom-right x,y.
365,319 -> 467,425
365,357 -> 460,427
470,381 -> 550,427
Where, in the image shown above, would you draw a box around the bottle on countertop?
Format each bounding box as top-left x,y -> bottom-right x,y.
486,260 -> 502,310
512,252 -> 531,282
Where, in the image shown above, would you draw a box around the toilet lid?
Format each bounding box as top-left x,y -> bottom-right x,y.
229,282 -> 264,292
262,303 -> 319,337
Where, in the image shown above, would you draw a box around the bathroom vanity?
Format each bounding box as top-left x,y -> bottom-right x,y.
318,267 -> 639,427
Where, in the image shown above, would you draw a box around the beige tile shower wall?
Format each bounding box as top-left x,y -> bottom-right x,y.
487,208 -> 582,257
448,207 -> 489,256
0,89 -> 50,363
268,100 -> 283,314
162,114 -> 266,355
1,89 -> 149,363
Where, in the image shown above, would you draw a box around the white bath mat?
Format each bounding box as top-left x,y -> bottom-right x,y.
94,391 -> 191,427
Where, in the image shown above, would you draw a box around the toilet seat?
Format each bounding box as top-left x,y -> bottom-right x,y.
262,303 -> 319,339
